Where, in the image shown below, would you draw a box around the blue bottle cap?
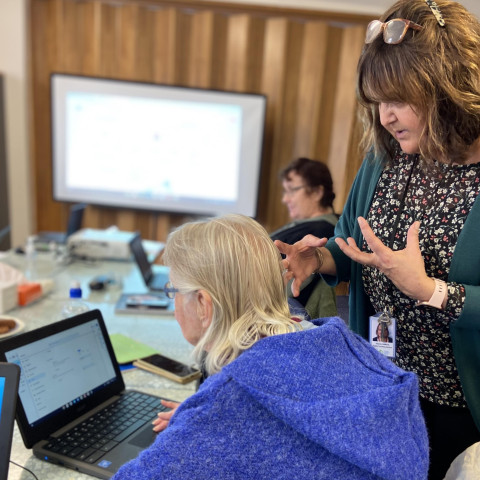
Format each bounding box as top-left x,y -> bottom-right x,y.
69,287 -> 82,298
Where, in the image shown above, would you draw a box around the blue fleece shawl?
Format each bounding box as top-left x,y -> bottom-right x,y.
113,317 -> 429,480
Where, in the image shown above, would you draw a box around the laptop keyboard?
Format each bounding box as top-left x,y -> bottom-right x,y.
43,391 -> 167,464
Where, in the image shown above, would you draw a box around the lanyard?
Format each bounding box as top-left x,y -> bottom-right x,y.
387,156 -> 418,249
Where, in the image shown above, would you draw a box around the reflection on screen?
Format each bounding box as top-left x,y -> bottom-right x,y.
0,377 -> 5,423
5,320 -> 115,425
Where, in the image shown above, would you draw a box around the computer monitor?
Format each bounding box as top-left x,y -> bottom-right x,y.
51,74 -> 267,218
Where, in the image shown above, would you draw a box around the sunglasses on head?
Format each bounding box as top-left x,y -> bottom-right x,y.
365,18 -> 423,45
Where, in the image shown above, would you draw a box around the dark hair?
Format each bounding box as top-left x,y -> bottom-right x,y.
279,157 -> 335,208
377,323 -> 389,338
357,0 -> 480,165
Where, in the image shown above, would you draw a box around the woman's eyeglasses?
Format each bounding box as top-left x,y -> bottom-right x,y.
365,18 -> 423,45
164,281 -> 179,299
282,185 -> 306,197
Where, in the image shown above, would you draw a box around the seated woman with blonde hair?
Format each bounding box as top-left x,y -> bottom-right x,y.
113,214 -> 428,480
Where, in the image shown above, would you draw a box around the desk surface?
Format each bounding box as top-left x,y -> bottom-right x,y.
0,250 -> 196,480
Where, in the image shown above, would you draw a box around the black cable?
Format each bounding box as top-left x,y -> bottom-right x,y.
9,459 -> 39,480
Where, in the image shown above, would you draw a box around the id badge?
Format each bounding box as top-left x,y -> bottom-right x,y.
369,309 -> 396,358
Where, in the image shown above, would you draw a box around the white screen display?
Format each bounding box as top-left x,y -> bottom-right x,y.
5,320 -> 116,425
52,75 -> 267,217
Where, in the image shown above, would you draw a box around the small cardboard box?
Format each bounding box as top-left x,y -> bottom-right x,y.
18,283 -> 43,306
0,281 -> 19,313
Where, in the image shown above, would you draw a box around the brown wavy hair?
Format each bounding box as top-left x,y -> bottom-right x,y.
357,0 -> 480,165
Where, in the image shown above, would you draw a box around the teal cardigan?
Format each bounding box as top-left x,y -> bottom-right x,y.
323,152 -> 480,431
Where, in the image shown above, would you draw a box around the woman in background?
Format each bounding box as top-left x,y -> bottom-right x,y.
270,157 -> 338,245
271,157 -> 339,318
113,214 -> 428,480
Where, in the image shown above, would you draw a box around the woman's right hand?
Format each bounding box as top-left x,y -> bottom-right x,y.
152,400 -> 180,433
274,235 -> 328,297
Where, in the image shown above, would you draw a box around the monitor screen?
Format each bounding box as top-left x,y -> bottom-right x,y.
51,74 -> 267,217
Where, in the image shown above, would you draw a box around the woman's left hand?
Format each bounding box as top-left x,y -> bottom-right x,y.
152,400 -> 180,433
335,217 -> 435,302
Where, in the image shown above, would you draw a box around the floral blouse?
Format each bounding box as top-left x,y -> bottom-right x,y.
362,150 -> 480,407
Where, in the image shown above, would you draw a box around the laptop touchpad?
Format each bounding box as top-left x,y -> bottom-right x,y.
128,425 -> 158,448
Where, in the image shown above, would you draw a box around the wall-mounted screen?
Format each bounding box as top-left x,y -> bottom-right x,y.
51,74 -> 267,217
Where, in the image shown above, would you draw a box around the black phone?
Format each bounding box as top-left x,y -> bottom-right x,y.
125,294 -> 169,309
133,353 -> 202,384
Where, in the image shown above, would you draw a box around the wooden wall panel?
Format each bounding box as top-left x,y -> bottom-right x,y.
293,21 -> 329,159
189,11 -> 214,88
28,0 -> 369,240
259,17 -> 290,227
326,25 -> 365,212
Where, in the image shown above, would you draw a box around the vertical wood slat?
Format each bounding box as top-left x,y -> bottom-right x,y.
189,11 -> 214,88
29,0 -> 369,241
326,25 -> 365,212
29,0 -> 62,230
152,8 -> 178,84
224,14 -> 250,91
293,21 -> 329,159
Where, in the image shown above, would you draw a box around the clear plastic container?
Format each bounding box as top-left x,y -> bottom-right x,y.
24,236 -> 37,281
61,281 -> 90,318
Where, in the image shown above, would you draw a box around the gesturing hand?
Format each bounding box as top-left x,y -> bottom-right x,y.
274,235 -> 328,297
335,217 -> 434,302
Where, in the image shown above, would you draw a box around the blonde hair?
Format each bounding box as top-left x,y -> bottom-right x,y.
162,214 -> 300,375
357,0 -> 480,165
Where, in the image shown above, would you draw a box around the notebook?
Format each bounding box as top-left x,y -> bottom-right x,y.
129,233 -> 169,291
35,203 -> 86,246
0,309 -> 170,479
0,362 -> 20,480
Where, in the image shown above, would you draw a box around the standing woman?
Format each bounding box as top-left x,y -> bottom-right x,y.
276,1 -> 480,478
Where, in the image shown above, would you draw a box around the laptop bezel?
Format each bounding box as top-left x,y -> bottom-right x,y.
0,362 -> 21,480
0,309 -> 125,449
65,203 -> 86,238
129,232 -> 154,285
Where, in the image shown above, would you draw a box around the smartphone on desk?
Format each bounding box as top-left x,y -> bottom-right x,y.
133,353 -> 202,384
125,294 -> 170,309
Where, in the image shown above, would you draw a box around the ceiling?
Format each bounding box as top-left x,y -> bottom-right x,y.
206,0 -> 480,17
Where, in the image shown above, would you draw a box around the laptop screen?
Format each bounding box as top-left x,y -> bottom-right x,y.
0,363 -> 20,480
5,319 -> 116,427
0,377 -> 6,424
129,232 -> 152,283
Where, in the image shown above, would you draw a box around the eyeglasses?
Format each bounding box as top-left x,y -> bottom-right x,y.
164,281 -> 179,299
365,19 -> 423,45
282,185 -> 306,197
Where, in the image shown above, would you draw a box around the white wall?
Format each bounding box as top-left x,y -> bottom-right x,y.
0,0 -> 31,247
0,0 -> 479,248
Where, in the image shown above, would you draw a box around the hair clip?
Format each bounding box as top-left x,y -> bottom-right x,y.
424,0 -> 446,27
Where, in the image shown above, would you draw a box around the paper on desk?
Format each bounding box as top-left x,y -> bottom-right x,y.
109,333 -> 159,365
0,262 -> 25,284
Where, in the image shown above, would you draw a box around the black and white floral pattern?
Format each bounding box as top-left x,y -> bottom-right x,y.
362,150 -> 480,407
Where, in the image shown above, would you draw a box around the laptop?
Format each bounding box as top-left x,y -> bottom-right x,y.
129,233 -> 170,291
0,309 -> 170,479
0,362 -> 20,480
35,203 -> 86,246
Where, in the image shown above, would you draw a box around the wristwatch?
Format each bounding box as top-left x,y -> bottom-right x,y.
416,278 -> 447,309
